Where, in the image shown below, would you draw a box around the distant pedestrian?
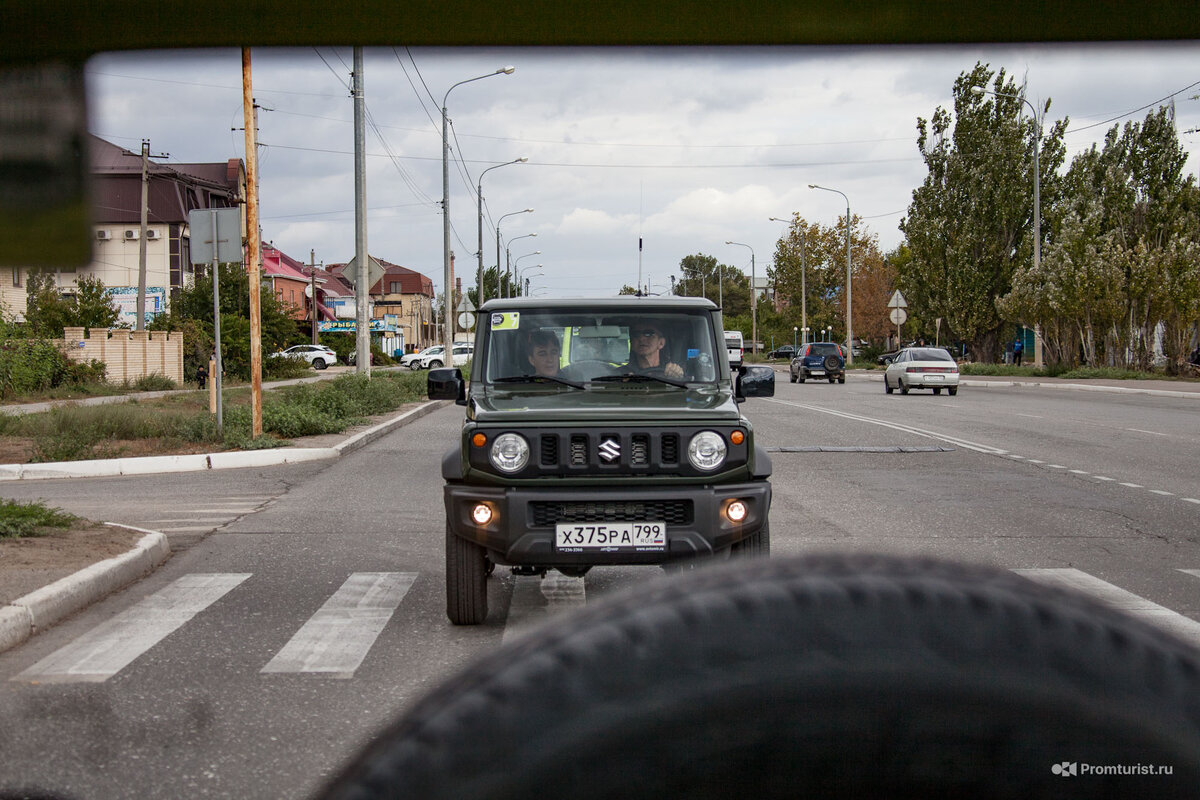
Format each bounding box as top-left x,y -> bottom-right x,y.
1013,337 -> 1024,366
196,364 -> 208,389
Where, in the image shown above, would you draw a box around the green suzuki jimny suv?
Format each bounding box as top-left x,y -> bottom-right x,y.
427,297 -> 775,624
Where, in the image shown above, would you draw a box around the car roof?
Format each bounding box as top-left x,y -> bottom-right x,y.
478,297 -> 718,312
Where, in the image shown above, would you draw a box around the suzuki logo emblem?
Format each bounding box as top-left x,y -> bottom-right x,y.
598,437 -> 621,463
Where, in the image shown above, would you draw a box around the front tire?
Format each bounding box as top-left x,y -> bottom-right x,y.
321,554 -> 1200,800
428,359 -> 443,369
445,524 -> 488,625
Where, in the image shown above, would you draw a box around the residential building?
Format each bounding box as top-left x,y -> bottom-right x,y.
328,256 -> 436,350
4,135 -> 246,325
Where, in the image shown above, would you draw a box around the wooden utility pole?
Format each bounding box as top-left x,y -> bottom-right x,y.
310,249 -> 319,345
242,48 -> 263,437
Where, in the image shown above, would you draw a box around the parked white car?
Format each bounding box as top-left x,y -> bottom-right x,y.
271,344 -> 337,370
883,347 -> 960,395
402,346 -> 443,370
421,343 -> 473,369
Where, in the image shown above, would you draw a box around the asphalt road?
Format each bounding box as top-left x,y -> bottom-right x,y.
1,374 -> 1198,798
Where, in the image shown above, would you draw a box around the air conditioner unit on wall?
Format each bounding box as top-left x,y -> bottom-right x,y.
145,229 -> 160,240
96,229 -> 111,240
124,229 -> 139,240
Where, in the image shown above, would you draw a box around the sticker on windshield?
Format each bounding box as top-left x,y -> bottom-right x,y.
491,312 -> 519,330
687,348 -> 699,359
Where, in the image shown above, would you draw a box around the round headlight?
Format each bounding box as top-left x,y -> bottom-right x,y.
489,433 -> 530,473
687,431 -> 727,471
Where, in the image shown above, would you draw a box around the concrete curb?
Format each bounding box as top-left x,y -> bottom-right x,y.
0,400 -> 445,481
0,526 -> 170,655
851,372 -> 1200,400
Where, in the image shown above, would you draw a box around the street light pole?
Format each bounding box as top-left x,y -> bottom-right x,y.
972,85 -> 1043,367
496,208 -> 533,298
808,185 -> 853,365
725,240 -> 756,355
507,233 -> 537,298
477,157 -> 527,307
770,216 -> 806,350
442,65 -> 514,356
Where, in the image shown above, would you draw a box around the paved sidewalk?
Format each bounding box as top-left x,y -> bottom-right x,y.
851,370 -> 1200,399
0,399 -> 444,655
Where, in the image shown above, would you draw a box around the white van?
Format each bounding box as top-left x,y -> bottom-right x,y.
724,330 -> 744,368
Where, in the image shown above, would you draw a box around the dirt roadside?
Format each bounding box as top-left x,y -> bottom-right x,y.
0,523 -> 145,605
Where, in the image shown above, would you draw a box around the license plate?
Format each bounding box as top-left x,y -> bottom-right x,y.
556,522 -> 666,552
810,369 -> 825,376
926,375 -> 944,381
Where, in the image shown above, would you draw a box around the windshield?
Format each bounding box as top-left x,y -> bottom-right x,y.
483,308 -> 720,385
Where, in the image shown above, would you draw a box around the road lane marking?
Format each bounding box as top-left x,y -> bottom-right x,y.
1015,568 -> 1200,646
13,573 -> 251,684
1069,469 -> 1089,475
1094,476 -> 1115,481
1150,490 -> 1175,496
1016,413 -> 1044,419
501,573 -> 586,645
1125,428 -> 1169,437
1047,464 -> 1066,469
1120,482 -> 1144,488
1184,498 -> 1200,505
261,572 -> 416,678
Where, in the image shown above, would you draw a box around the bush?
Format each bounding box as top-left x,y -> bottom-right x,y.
0,339 -> 107,399
0,499 -> 77,538
129,373 -> 177,392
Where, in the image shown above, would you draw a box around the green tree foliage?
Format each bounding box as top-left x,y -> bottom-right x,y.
151,263 -> 300,381
673,253 -> 751,316
899,63 -> 1067,362
468,265 -> 518,306
999,106 -> 1200,371
24,273 -> 122,337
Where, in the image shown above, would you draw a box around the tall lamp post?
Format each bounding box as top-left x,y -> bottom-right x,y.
725,240 -> 756,355
770,215 -> 807,348
496,208 -> 533,298
519,266 -> 544,296
972,85 -> 1043,368
506,233 -> 537,297
808,185 -> 853,364
442,65 -> 514,355
477,157 -> 527,306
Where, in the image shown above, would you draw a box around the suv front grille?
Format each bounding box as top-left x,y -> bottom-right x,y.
531,500 -> 693,526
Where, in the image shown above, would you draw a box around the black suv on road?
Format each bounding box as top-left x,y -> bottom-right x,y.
428,297 -> 776,624
790,342 -> 846,383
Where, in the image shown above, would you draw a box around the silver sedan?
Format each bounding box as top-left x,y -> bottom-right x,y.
883,347 -> 960,395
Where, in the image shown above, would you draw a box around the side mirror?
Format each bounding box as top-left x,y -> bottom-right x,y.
428,367 -> 467,405
736,364 -> 775,400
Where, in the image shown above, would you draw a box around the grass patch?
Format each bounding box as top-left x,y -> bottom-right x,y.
0,499 -> 77,538
0,369 -> 430,462
957,363 -> 1172,380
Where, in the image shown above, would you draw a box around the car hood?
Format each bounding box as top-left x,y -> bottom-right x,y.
470,384 -> 741,423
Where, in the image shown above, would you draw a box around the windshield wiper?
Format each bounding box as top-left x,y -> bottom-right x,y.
591,372 -> 690,389
492,374 -> 586,390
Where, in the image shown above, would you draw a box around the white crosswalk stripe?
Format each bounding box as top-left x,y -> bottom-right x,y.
1015,568 -> 1200,646
261,572 -> 417,678
12,573 -> 251,684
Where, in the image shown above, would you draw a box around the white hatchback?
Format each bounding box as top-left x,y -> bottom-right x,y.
883,347 -> 960,395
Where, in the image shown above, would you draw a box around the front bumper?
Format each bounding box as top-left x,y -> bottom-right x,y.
444,481 -> 771,566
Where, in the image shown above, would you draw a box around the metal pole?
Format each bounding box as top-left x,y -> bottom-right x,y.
353,48 -> 370,376
441,96 -> 454,356
800,235 -> 807,344
209,209 -> 223,437
845,200 -> 852,365
496,224 -> 502,299
477,180 -> 485,307
137,140 -> 149,331
242,48 -> 263,437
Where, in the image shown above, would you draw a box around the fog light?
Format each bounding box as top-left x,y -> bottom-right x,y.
472,504 -> 493,525
726,500 -> 748,523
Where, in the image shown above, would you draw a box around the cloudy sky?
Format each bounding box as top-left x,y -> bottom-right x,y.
86,44 -> 1200,300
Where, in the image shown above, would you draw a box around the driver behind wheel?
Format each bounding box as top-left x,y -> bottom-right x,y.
622,322 -> 684,378
526,329 -> 562,377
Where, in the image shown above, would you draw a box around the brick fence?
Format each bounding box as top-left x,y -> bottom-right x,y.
60,327 -> 184,384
